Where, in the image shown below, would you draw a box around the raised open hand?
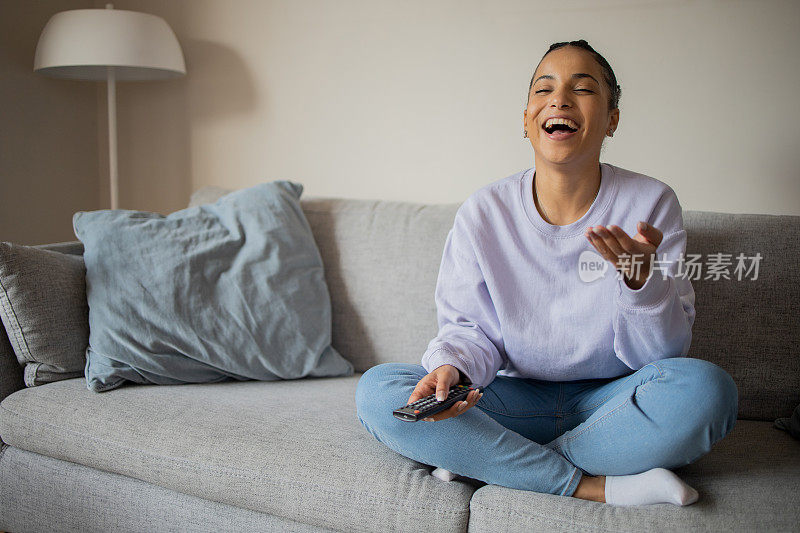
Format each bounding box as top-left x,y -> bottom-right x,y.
585,221 -> 663,290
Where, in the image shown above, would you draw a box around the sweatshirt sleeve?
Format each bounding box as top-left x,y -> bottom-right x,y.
612,188 -> 696,370
421,207 -> 507,389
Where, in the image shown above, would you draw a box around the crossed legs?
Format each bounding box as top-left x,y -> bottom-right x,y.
355,357 -> 738,502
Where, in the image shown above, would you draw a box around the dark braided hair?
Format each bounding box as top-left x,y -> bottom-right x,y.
527,39 -> 621,112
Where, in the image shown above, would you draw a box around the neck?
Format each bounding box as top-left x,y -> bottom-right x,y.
533,156 -> 602,226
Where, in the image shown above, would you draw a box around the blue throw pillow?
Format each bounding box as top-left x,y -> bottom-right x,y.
73,180 -> 353,393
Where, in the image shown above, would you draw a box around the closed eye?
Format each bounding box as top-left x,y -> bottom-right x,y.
535,89 -> 593,93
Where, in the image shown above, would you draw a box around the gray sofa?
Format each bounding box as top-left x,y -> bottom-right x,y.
1,186 -> 798,532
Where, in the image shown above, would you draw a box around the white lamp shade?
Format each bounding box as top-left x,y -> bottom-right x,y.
34,8 -> 186,81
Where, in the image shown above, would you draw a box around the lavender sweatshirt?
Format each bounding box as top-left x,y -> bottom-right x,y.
420,162 -> 696,389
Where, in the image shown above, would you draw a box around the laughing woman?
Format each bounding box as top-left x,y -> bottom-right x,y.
355,39 -> 738,506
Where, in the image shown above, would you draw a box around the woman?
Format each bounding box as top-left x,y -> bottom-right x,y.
355,40 -> 738,506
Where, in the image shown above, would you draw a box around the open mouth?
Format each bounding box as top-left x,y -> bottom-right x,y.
542,120 -> 579,139
543,123 -> 579,135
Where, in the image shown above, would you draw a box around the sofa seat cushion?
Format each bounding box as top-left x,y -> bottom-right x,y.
467,419 -> 800,531
0,375 -> 474,532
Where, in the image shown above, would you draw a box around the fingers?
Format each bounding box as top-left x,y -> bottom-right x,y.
410,366 -> 459,408
589,225 -> 630,257
586,225 -> 656,275
590,224 -> 661,254
424,388 -> 483,422
638,221 -> 664,248
435,380 -> 452,402
586,227 -> 616,263
408,381 -> 434,405
608,225 -> 658,257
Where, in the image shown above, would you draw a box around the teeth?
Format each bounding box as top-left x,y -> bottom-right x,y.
544,117 -> 579,130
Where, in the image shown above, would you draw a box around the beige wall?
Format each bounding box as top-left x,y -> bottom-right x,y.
1,0 -> 98,245
3,0 -> 799,245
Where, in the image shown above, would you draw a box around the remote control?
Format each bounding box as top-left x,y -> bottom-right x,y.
393,384 -> 475,422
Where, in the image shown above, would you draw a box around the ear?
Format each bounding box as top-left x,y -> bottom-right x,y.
609,108 -> 620,131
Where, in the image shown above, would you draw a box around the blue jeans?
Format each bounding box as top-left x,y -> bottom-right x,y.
355,357 -> 738,497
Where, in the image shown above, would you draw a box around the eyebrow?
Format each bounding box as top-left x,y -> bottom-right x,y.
534,73 -> 600,85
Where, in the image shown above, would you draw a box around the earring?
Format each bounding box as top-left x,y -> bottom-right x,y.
523,130 -> 528,138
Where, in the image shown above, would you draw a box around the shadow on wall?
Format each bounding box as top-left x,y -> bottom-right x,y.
112,36 -> 257,217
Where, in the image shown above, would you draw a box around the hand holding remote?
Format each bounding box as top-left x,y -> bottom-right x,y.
406,365 -> 482,422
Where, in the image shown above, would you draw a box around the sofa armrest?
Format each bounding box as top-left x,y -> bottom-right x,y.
0,324 -> 24,405
0,240 -> 85,408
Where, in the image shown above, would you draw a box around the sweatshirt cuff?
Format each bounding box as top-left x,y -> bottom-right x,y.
423,348 -> 473,384
616,271 -> 670,309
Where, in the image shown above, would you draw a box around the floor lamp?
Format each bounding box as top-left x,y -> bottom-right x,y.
34,3 -> 186,209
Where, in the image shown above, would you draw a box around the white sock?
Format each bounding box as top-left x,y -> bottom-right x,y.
604,468 -> 699,506
431,467 -> 459,482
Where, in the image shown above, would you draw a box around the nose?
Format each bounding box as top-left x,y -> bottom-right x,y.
548,86 -> 574,108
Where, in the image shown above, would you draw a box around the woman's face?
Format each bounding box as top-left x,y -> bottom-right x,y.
523,46 -> 619,167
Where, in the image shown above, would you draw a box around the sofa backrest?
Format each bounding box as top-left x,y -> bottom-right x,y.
681,210 -> 799,422
4,191 -> 794,421
189,188 -> 800,422
301,197 -> 456,378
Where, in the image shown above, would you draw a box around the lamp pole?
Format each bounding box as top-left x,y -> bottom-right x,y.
107,63 -> 118,209
106,3 -> 119,209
